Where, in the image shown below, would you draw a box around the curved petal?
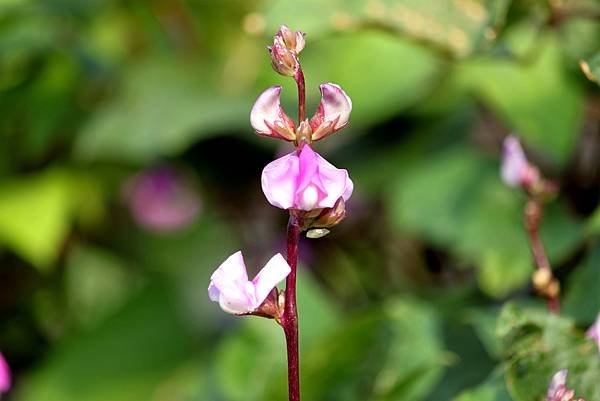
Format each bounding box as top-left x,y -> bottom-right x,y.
261,152 -> 299,209
250,86 -> 294,139
310,83 -> 352,134
251,253 -> 291,308
0,353 -> 10,393
314,153 -> 354,208
208,251 -> 254,314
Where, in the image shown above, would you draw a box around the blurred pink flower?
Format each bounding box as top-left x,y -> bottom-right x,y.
547,370 -> 584,401
123,167 -> 201,232
587,312 -> 600,353
0,352 -> 11,394
250,83 -> 352,142
501,135 -> 539,188
208,251 -> 290,315
261,144 -> 353,211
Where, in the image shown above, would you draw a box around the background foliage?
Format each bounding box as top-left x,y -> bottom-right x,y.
0,0 -> 599,400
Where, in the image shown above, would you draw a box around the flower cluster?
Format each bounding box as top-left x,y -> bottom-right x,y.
208,25 -> 353,320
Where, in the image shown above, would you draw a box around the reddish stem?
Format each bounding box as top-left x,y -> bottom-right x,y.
282,213 -> 301,401
295,67 -> 306,123
524,200 -> 560,314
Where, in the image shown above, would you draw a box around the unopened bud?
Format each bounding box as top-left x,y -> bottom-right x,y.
312,197 -> 346,229
268,37 -> 298,77
306,228 -> 330,238
532,268 -> 552,290
296,119 -> 313,145
276,25 -> 305,55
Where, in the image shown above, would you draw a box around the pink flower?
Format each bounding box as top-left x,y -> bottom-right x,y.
547,370 -> 584,401
208,251 -> 290,315
123,167 -> 201,233
0,352 -> 11,394
250,84 -> 352,142
261,144 -> 353,211
501,135 -> 539,188
587,312 -> 600,353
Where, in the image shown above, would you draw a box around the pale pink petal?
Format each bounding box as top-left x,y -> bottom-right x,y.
314,153 -> 354,209
501,135 -> 528,187
208,251 -> 255,314
587,312 -> 600,352
251,253 -> 291,308
251,86 -> 283,135
261,152 -> 299,209
310,83 -> 352,133
0,353 -> 10,393
547,370 -> 568,401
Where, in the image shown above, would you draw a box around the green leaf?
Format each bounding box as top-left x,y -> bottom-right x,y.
15,283 -> 196,401
457,32 -> 584,163
389,147 -> 581,297
563,241 -> 600,324
262,0 -> 512,57
497,303 -> 600,401
74,58 -> 251,163
452,368 -> 511,401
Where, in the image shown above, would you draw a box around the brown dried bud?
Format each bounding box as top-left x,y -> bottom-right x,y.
312,197 -> 347,229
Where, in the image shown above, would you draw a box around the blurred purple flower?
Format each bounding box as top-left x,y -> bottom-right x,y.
501,135 -> 539,189
123,167 -> 201,232
547,370 -> 585,401
0,352 -> 11,394
587,312 -> 600,353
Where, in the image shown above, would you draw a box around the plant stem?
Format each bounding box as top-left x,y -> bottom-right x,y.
283,213 -> 301,401
524,199 -> 560,314
295,67 -> 306,123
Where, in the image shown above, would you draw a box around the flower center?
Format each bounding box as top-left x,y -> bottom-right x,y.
299,184 -> 319,210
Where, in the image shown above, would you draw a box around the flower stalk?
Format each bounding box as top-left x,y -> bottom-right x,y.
282,213 -> 302,401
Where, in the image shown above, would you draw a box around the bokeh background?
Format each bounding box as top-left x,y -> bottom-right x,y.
1,0 -> 599,400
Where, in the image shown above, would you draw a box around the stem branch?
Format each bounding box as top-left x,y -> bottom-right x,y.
295,67 -> 306,124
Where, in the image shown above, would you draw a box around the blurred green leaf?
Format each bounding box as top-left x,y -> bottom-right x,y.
0,169 -> 104,270
74,58 -> 251,163
563,241 -> 600,324
452,368 -> 510,401
497,303 -> 600,401
390,147 -> 581,297
16,283 -> 196,401
262,0 -> 511,57
457,32 -> 584,163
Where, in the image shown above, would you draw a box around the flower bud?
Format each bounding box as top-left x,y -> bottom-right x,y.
296,119 -> 313,145
311,197 -> 347,229
277,25 -> 305,54
268,36 -> 298,77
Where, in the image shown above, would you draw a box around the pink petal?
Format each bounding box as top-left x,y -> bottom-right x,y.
0,353 -> 10,393
251,253 -> 291,308
313,152 -> 354,209
261,151 -> 299,209
587,312 -> 600,352
250,86 -> 295,139
547,370 -> 568,401
310,83 -> 352,135
208,251 -> 255,314
501,135 -> 528,187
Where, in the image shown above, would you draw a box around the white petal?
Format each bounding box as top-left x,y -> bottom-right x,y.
250,86 -> 283,136
251,253 -> 291,308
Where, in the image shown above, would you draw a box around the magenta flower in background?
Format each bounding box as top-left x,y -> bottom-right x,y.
123,167 -> 201,232
587,312 -> 600,353
0,352 -> 11,394
250,83 -> 352,143
501,135 -> 539,188
261,144 -> 353,211
547,370 -> 585,401
208,251 -> 290,315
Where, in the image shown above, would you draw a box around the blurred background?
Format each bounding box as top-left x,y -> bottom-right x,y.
0,0 -> 599,400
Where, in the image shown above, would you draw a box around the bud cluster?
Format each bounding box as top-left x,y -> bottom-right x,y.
268,25 -> 305,77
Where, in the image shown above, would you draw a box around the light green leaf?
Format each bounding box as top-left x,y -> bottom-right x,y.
563,241 -> 600,324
